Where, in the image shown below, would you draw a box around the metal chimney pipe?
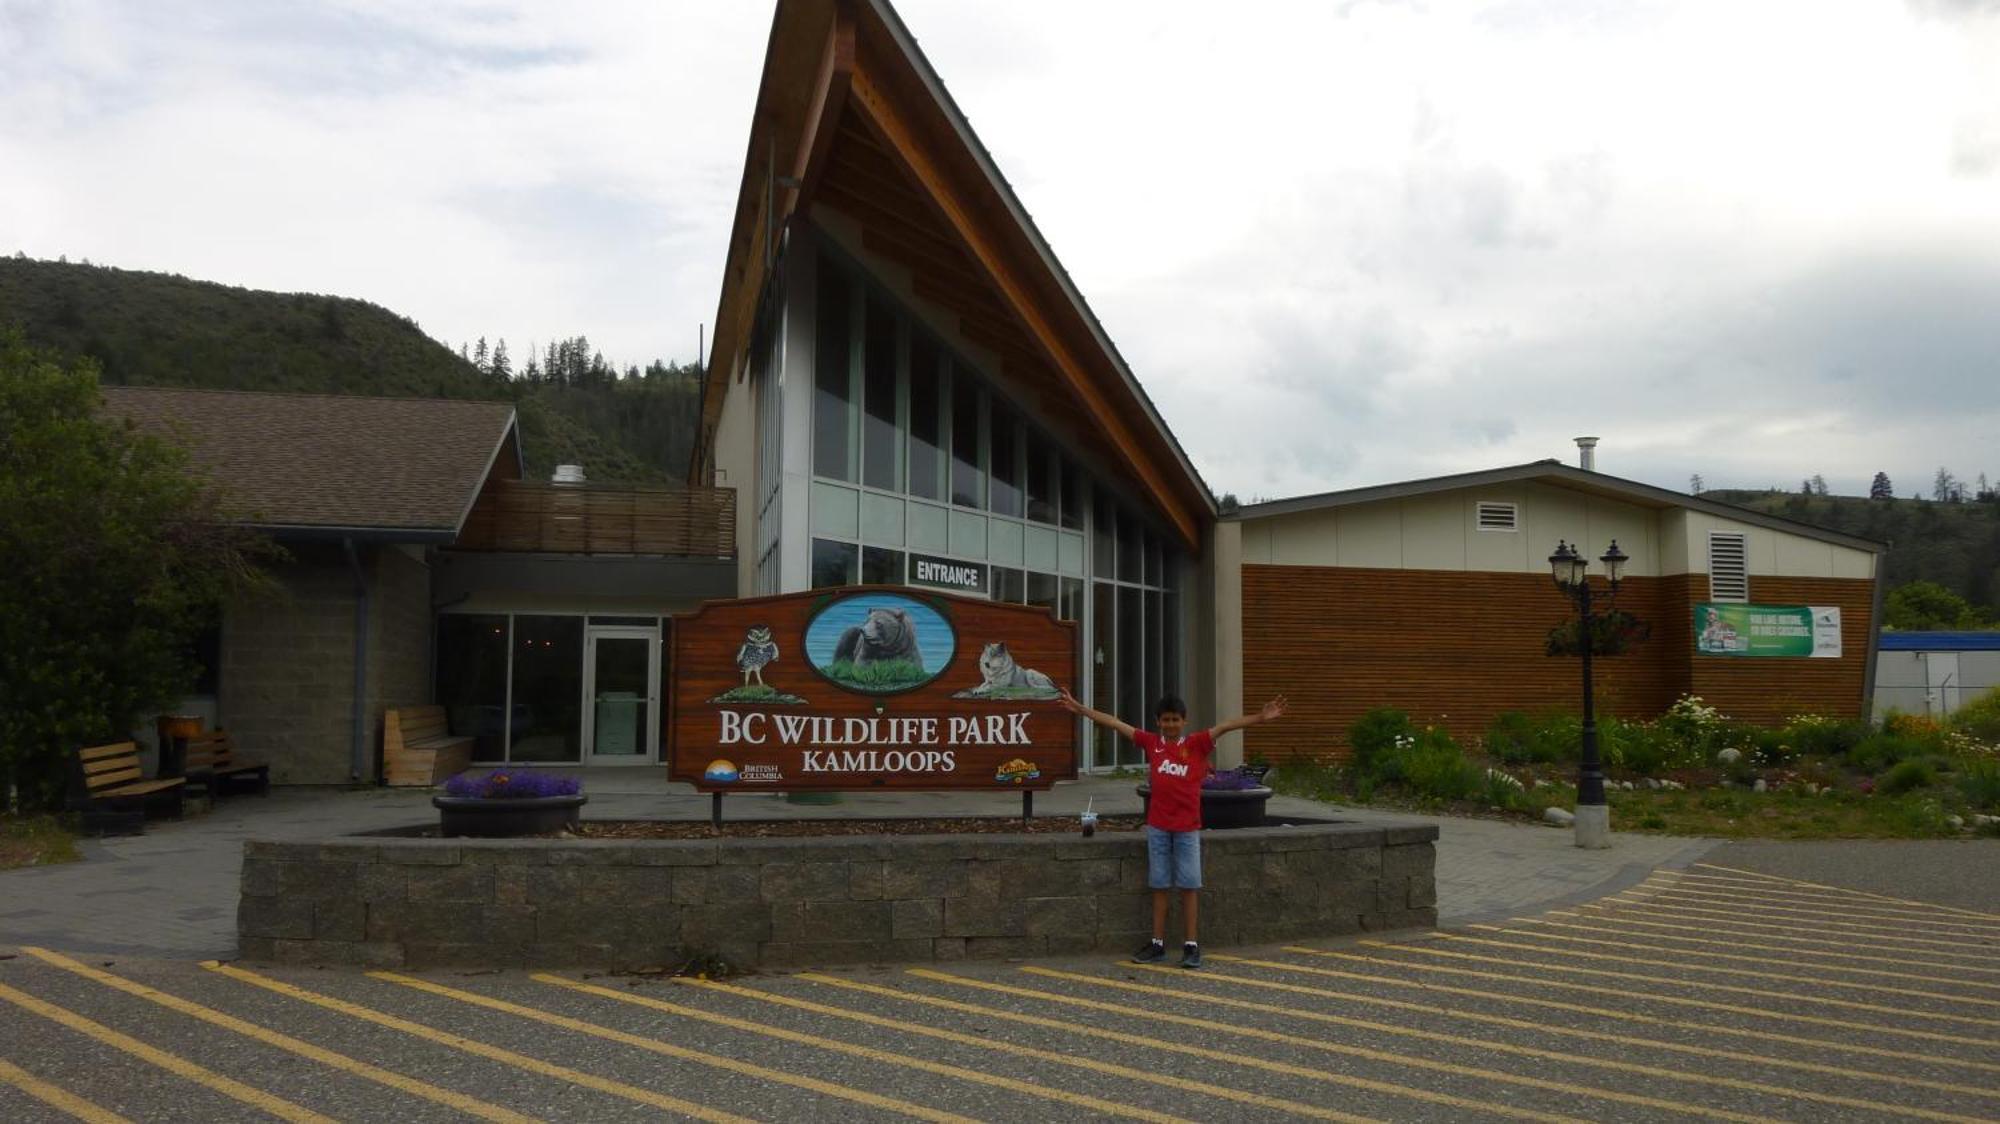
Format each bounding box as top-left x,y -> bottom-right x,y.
1575,436 -> 1599,472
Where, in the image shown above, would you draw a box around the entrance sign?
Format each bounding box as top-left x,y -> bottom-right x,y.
1694,603 -> 1841,658
671,586 -> 1077,791
906,553 -> 988,596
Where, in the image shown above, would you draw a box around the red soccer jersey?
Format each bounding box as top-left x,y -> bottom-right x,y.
1135,728 -> 1215,832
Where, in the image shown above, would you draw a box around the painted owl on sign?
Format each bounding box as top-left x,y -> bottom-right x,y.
735,625 -> 779,688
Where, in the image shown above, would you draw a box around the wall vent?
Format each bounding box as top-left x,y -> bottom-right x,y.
1475,501 -> 1519,532
1708,532 -> 1749,602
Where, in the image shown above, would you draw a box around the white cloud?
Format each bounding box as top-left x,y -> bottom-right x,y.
3,0 -> 1997,500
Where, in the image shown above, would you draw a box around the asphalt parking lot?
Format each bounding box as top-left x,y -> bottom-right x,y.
3,860 -> 1997,1123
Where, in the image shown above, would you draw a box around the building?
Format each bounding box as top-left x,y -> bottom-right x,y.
1875,632 -> 2000,719
101,386 -> 733,782
102,0 -> 1889,782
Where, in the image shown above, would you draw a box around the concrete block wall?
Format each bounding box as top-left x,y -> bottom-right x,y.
238,821 -> 1439,969
222,543 -> 359,784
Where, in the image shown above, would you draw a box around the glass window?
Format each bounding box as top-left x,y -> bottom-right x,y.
1092,488 -> 1115,577
437,614 -> 510,762
1118,509 -> 1142,582
1059,577 -> 1083,623
1026,432 -> 1055,524
1163,590 -> 1180,702
1145,531 -> 1162,587
1145,589 -> 1164,728
995,567 -> 1025,604
1027,571 -> 1058,614
907,332 -> 944,501
862,295 -> 899,491
1118,585 -> 1144,766
812,538 -> 858,589
950,366 -> 983,508
813,261 -> 854,481
861,545 -> 904,586
1093,581 -> 1117,769
1058,457 -> 1082,530
989,401 -> 1022,518
509,615 -> 582,763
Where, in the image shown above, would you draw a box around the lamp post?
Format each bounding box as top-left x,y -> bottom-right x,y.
1549,538 -> 1627,849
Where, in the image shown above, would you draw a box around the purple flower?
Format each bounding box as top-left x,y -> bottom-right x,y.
443,770 -> 582,799
1202,768 -> 1265,791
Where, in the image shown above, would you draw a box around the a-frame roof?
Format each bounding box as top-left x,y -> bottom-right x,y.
693,0 -> 1214,549
1230,460 -> 1888,554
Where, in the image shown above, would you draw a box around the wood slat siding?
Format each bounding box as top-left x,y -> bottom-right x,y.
1241,565 -> 1874,763
1665,574 -> 1876,726
455,481 -> 735,557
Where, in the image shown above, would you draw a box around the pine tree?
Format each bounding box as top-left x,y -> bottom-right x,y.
1811,474 -> 1828,496
1870,471 -> 1893,500
1934,467 -> 1957,502
490,339 -> 511,381
472,337 -> 489,375
1688,473 -> 1705,495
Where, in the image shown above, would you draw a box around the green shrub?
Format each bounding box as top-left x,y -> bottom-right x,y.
1956,759 -> 2000,810
1348,708 -> 1415,773
1384,739 -> 1485,803
1782,714 -> 1869,758
1951,687 -> 2000,747
1602,719 -> 1683,776
1483,709 -> 1577,765
1878,758 -> 1939,796
1850,730 -> 1945,773
1655,695 -> 1729,760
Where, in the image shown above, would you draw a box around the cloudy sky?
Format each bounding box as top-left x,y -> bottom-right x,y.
4,0 -> 1997,502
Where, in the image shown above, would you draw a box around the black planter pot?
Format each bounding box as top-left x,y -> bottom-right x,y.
432,794 -> 587,837
1135,784 -> 1273,830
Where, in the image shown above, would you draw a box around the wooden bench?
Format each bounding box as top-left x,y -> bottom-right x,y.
183,730 -> 271,796
68,741 -> 185,833
383,705 -> 475,787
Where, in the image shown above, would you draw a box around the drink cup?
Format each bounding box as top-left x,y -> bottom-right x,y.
1080,810 -> 1098,836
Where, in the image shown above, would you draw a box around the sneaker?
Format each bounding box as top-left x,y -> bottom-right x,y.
1179,943 -> 1203,969
1131,940 -> 1167,964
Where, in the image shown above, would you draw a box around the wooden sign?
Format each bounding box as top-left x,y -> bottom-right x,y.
669,586 -> 1078,792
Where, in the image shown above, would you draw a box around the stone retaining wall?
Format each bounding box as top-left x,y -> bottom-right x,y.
238,820 -> 1438,969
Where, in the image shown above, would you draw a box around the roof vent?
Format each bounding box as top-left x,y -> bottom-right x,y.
552,464 -> 586,485
1575,436 -> 1599,472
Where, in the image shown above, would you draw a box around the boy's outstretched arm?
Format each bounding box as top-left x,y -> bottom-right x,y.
1056,687 -> 1136,739
1208,695 -> 1288,740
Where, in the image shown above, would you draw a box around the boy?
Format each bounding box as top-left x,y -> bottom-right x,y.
1057,688 -> 1287,968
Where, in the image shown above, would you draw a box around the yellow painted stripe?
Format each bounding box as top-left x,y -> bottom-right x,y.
1023,965 -> 2000,1121
537,974 -> 1182,1124
1641,884 -> 2000,934
908,968 -> 1789,1124
0,978 -> 332,1123
1673,872 -> 2000,917
1582,897 -> 2000,959
693,973 -> 1343,1124
203,962 -> 752,1123
1281,946 -> 2000,1047
0,1057 -> 134,1124
1495,917 -> 2000,989
1549,909 -> 2000,976
23,949 -> 536,1124
375,971 -> 971,1124
1365,937 -> 2000,1025
1692,863 -> 2000,921
1167,957 -> 2000,1086
797,970 -> 1535,1124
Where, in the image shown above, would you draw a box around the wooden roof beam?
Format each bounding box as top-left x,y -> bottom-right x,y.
845,64 -> 1199,548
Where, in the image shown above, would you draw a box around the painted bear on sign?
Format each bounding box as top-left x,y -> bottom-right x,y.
832,607 -> 921,667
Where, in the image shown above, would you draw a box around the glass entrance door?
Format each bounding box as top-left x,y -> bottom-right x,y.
583,628 -> 658,765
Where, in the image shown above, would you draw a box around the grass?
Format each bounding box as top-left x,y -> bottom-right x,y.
0,815 -> 82,870
820,658 -> 931,693
1605,786 -> 1977,840
707,684 -> 807,704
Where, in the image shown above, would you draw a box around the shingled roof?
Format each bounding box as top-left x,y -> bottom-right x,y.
99,386 -> 519,538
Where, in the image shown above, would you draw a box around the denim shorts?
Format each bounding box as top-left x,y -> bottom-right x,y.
1145,825 -> 1203,890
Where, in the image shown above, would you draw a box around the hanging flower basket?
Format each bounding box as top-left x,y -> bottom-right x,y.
1547,610 -> 1652,657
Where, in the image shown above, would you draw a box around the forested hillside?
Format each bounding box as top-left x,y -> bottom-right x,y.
0,256 -> 700,483
1708,487 -> 2000,623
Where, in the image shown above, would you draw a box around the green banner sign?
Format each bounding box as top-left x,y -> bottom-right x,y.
1694,603 -> 1841,658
